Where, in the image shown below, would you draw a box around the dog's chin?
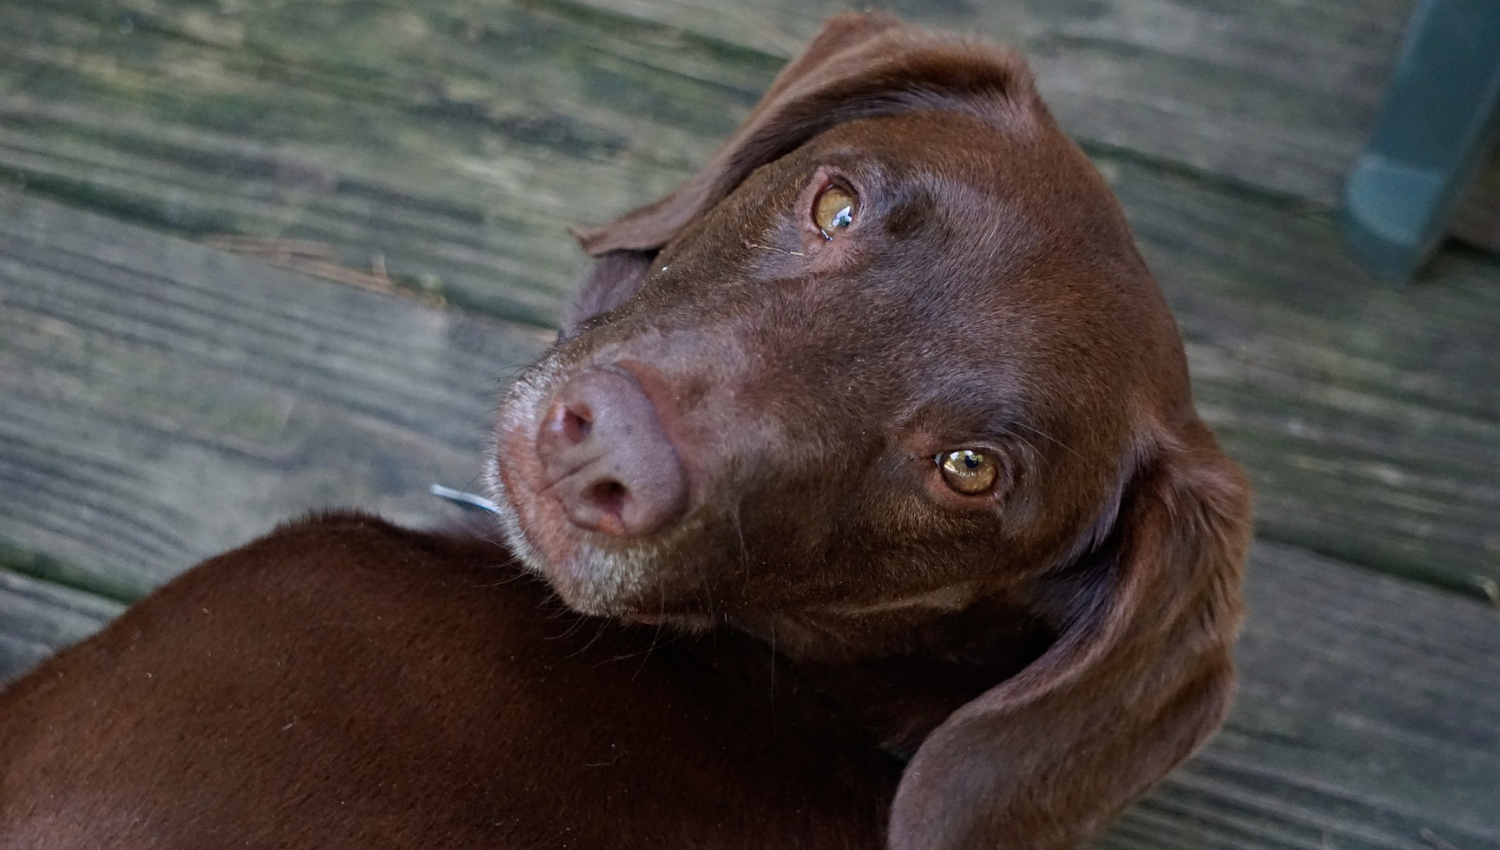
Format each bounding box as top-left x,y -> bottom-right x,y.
487,465 -> 632,616
490,480 -> 726,630
487,418 -> 696,620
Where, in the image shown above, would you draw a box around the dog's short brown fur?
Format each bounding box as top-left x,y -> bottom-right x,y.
0,14 -> 1249,850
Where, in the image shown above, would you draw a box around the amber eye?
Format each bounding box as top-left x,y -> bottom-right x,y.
937,450 -> 998,495
813,184 -> 859,239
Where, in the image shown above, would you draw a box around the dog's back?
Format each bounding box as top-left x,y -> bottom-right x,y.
0,513 -> 897,850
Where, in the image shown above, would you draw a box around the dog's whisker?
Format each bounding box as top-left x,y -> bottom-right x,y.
630,575 -> 670,680
569,618 -> 613,659
743,240 -> 805,256
1011,421 -> 1083,461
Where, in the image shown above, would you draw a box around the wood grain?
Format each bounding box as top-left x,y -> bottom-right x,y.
1112,160 -> 1500,595
0,0 -> 1419,321
1108,540 -> 1500,850
0,0 -> 750,325
1201,542 -> 1499,849
0,189 -> 551,599
551,0 -> 1418,205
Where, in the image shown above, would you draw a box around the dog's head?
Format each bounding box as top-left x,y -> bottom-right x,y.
491,14 -> 1249,848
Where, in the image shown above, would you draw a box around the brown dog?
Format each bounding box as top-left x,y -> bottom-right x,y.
0,13 -> 1249,850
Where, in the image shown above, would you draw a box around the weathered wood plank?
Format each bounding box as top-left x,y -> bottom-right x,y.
0,189 -> 551,599
1190,541 -> 1499,849
1107,540 -> 1500,850
0,0 -> 1419,324
0,0 -> 751,324
1110,160 -> 1500,596
556,0 -> 1418,206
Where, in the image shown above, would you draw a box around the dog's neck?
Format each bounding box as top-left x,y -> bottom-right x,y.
728,594 -> 1057,756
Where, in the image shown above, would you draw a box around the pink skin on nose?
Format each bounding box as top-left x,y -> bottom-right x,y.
534,366 -> 689,538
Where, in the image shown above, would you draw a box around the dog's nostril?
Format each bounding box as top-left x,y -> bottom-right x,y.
562,405 -> 592,443
544,402 -> 593,446
585,480 -> 629,528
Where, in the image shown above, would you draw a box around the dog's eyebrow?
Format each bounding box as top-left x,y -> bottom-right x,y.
898,398 -> 1052,461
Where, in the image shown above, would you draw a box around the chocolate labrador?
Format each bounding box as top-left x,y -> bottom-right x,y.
0,13 -> 1250,850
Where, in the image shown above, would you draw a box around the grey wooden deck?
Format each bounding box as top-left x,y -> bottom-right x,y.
0,1 -> 1496,847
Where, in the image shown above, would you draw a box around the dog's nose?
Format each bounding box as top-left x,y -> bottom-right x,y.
535,367 -> 688,537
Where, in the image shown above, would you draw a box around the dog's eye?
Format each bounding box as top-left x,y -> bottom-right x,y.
813,184 -> 858,239
937,450 -> 998,495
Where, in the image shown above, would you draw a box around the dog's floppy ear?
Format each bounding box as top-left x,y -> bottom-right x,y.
559,249 -> 657,338
563,13 -> 1037,325
890,424 -> 1251,850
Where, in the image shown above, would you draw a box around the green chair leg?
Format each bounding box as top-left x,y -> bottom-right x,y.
1342,0 -> 1500,280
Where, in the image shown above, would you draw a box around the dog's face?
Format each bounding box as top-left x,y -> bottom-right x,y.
490,107 -> 1190,647
492,19 -> 1247,845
